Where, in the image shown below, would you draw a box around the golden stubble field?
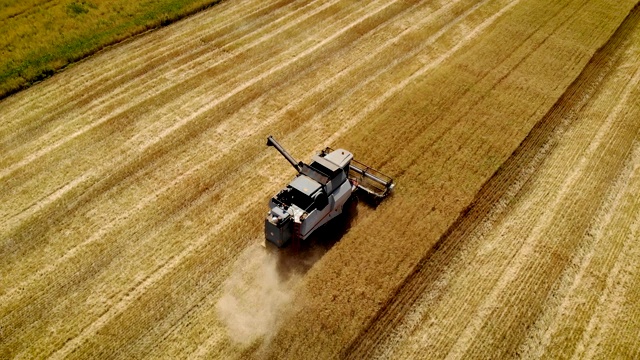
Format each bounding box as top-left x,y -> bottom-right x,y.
1,0 -> 639,359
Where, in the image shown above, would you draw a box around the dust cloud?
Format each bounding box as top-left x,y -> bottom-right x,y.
215,243 -> 303,346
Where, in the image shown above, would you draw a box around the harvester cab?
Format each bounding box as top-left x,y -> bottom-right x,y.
264,136 -> 394,248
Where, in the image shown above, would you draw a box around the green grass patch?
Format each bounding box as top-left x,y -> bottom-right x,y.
0,0 -> 222,100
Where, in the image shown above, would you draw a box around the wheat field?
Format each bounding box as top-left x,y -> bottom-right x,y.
1,0 -> 639,358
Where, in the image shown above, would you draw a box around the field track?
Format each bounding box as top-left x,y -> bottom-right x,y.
1,0 -> 639,359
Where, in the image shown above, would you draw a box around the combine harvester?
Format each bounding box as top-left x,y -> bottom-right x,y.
264,136 -> 394,248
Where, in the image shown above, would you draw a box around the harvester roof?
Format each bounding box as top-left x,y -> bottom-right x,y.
289,175 -> 322,197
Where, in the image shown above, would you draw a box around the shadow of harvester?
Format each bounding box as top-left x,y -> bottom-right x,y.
268,195 -> 360,280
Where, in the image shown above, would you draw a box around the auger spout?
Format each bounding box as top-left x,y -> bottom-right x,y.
267,135 -> 301,173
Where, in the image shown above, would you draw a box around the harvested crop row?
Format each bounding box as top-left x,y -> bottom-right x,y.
348,4 -> 640,358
